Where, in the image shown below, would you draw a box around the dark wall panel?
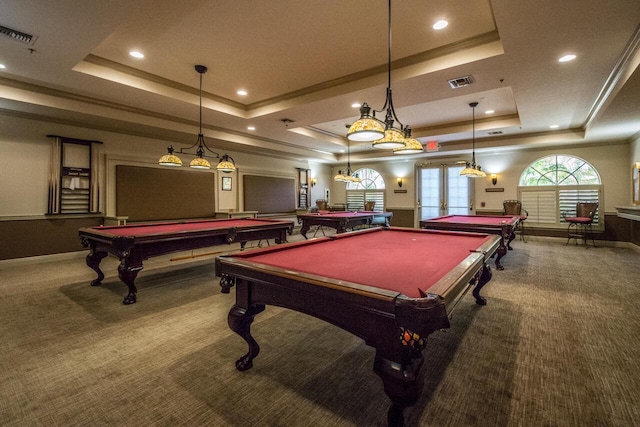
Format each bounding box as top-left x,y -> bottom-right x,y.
388,208 -> 414,228
116,166 -> 215,222
243,175 -> 295,214
0,216 -> 102,260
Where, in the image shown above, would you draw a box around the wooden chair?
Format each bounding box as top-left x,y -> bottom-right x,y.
563,202 -> 598,247
503,200 -> 528,242
315,199 -> 328,210
364,201 -> 375,211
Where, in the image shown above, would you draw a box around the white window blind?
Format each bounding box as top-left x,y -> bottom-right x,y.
520,186 -> 602,228
521,190 -> 557,224
559,188 -> 600,224
346,190 -> 385,211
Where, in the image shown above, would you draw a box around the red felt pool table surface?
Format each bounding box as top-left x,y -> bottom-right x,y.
419,214 -> 520,271
220,226 -> 498,299
307,210 -> 376,218
90,218 -> 282,237
297,210 -> 393,238
425,214 -> 518,226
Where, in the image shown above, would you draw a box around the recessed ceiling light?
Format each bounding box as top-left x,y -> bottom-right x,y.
485,110 -> 495,115
549,124 -> 559,129
129,51 -> 144,59
247,126 -> 255,131
351,103 -> 361,108
0,64 -> 6,69
433,20 -> 448,30
237,89 -> 248,96
558,54 -> 576,63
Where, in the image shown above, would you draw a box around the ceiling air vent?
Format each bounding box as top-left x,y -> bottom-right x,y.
448,76 -> 473,89
0,24 -> 37,44
488,131 -> 503,135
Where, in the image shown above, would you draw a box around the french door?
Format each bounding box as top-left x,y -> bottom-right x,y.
418,164 -> 472,220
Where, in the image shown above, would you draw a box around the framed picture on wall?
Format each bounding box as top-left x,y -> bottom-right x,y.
633,163 -> 640,205
222,176 -> 232,191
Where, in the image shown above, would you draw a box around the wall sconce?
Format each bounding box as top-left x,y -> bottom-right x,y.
635,162 -> 640,170
311,178 -> 317,187
397,178 -> 403,188
490,174 -> 498,185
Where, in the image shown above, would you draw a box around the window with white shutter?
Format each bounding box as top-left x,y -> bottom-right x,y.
519,155 -> 602,230
346,168 -> 386,211
521,190 -> 557,224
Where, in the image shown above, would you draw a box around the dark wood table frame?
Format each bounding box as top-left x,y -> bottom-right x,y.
215,227 -> 500,426
420,215 -> 519,270
297,211 -> 393,239
79,218 -> 293,304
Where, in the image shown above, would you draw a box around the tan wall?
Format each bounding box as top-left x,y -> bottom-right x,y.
0,114 -> 332,259
330,142 -> 633,223
0,113 -> 636,259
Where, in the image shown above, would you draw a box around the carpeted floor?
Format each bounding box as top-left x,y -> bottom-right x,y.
0,235 -> 638,426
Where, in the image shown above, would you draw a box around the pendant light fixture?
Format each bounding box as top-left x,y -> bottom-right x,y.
159,65 -> 236,173
460,102 -> 486,178
333,170 -> 347,182
393,126 -> 424,154
334,138 -> 362,183
346,0 -> 421,154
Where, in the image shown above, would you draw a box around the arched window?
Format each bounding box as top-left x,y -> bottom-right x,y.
519,155 -> 601,186
519,155 -> 602,228
345,168 -> 386,210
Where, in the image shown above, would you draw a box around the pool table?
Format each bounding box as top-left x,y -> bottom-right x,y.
297,210 -> 393,238
419,214 -> 520,270
78,218 -> 293,304
215,227 -> 500,426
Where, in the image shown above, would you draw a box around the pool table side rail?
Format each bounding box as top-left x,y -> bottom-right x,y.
297,214 -> 371,225
78,219 -> 293,241
216,227 -> 500,302
216,254 -> 402,302
215,231 -> 500,311
79,220 -> 293,260
425,234 -> 500,308
419,215 -> 519,233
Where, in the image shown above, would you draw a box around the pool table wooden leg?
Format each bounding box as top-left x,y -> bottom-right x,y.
85,250 -> 108,286
117,261 -> 142,305
494,241 -> 506,271
228,304 -> 265,371
507,229 -> 516,250
300,222 -> 310,239
472,263 -> 492,306
373,354 -> 423,427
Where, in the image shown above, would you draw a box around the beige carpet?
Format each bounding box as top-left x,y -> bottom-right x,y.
0,235 -> 639,426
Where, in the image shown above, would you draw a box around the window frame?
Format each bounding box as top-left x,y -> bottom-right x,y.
518,155 -> 603,230
346,168 -> 386,211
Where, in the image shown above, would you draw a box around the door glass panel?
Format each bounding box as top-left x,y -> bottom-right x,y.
447,165 -> 470,215
420,167 -> 441,219
419,165 -> 470,219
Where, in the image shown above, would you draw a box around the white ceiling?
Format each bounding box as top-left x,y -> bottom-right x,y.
0,0 -> 639,164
